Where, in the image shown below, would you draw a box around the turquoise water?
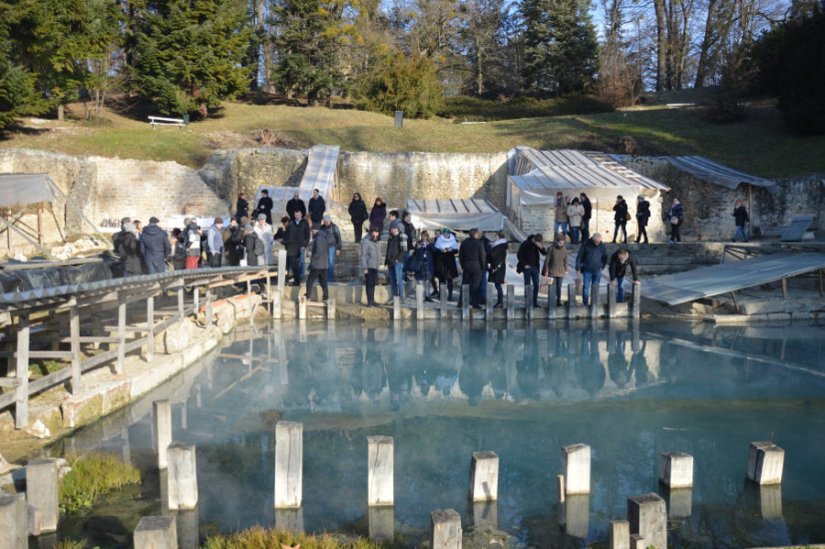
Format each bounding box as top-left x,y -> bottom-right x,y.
59,319 -> 825,547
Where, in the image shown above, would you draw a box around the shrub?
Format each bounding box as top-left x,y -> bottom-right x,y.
59,453 -> 141,514
203,527 -> 385,549
437,94 -> 612,121
354,52 -> 444,119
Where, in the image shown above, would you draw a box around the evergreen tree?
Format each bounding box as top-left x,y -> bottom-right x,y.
521,0 -> 597,95
270,0 -> 345,104
132,0 -> 254,117
354,50 -> 444,118
0,2 -> 46,129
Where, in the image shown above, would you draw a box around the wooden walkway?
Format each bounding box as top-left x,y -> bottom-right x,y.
643,252 -> 825,306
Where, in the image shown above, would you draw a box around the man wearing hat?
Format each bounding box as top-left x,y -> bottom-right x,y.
206,217 -> 225,268
139,216 -> 170,274
321,214 -> 342,281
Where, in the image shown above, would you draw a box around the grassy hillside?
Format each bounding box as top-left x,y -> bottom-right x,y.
2,98 -> 824,178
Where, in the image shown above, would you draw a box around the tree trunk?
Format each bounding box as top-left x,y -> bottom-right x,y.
694,0 -> 718,88
653,0 -> 667,93
476,37 -> 484,95
57,104 -> 65,121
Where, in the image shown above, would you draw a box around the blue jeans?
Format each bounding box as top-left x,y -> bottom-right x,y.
523,266 -> 540,306
735,225 -> 748,242
477,271 -> 488,304
615,276 -> 625,302
387,262 -> 404,298
554,222 -> 569,237
581,219 -> 590,242
569,226 -> 580,244
581,270 -> 602,306
327,247 -> 336,281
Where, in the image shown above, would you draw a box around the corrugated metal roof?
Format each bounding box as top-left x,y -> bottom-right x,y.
509,147 -> 670,192
298,144 -> 339,198
664,156 -> 775,189
0,173 -> 59,208
406,198 -> 500,215
405,198 -> 505,231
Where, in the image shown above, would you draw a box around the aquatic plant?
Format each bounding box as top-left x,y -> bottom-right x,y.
59,453 -> 141,514
203,527 -> 388,549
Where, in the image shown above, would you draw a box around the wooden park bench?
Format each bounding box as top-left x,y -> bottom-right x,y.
148,115 -> 188,129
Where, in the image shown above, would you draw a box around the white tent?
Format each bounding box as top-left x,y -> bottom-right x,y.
406,198 -> 505,232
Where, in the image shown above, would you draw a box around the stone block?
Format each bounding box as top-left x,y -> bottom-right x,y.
367,435 -> 393,506
275,508 -> 304,534
627,492 -> 667,549
561,493 -> 589,539
368,506 -> 394,541
0,494 -> 27,549
27,503 -> 41,536
667,488 -> 692,518
161,320 -> 192,355
154,400 -> 172,470
469,451 -> 499,502
176,508 -> 199,549
747,441 -> 784,485
609,519 -> 630,549
167,443 -> 198,510
658,452 -> 693,488
561,443 -> 590,494
134,515 -> 178,549
25,458 -> 59,533
274,421 -> 303,508
630,534 -> 646,549
431,509 -> 462,549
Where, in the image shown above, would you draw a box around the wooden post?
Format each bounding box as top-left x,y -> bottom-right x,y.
327,299 -> 336,320
177,287 -> 185,320
116,295 -> 126,374
567,284 -> 577,320
730,291 -> 739,311
780,278 -> 788,301
69,305 -> 81,394
14,315 -> 29,429
416,283 -> 425,320
590,283 -> 600,319
631,283 -> 641,319
298,295 -> 307,320
440,285 -> 448,320
272,290 -> 282,320
266,273 -> 272,308
145,295 -> 155,362
193,287 -> 199,313
608,282 -> 617,319
393,295 -> 402,321
461,284 -> 470,319
506,284 -> 514,321
485,283 -> 494,321
278,249 -> 287,293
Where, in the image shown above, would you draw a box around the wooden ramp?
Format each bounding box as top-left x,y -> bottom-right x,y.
643,252 -> 825,306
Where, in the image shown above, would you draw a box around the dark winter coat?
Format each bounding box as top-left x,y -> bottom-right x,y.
243,232 -> 262,267
613,200 -> 629,223
409,241 -> 435,280
581,195 -> 592,221
257,196 -> 274,218
401,220 -> 415,250
576,238 -> 608,274
120,231 -> 142,276
139,223 -> 170,269
516,237 -> 546,271
225,225 -> 245,265
308,196 -> 326,224
543,242 -> 568,278
609,251 -> 639,281
459,237 -> 486,272
636,199 -> 651,226
286,198 -> 306,219
668,203 -> 684,223
322,222 -> 342,249
733,205 -> 749,226
385,233 -> 404,266
285,219 -> 310,256
348,199 -> 369,223
235,197 -> 249,221
369,204 -> 387,231
309,230 -> 332,270
487,239 -> 508,284
185,223 -> 201,258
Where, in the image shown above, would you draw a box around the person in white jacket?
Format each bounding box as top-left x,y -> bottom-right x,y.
566,197 -> 586,244
253,213 -> 274,265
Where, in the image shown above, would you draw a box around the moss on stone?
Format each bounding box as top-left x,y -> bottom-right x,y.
203,527 -> 388,549
59,453 -> 141,514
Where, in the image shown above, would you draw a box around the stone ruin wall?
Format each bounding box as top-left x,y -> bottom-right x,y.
621,156 -> 825,241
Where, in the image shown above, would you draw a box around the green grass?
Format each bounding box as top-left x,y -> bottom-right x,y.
59,453 -> 141,514
28,360 -> 67,380
2,97 -> 824,178
203,527 -> 386,549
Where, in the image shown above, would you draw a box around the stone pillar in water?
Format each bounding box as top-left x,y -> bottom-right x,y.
561,493 -> 590,539
134,515 -> 177,549
561,444 -> 591,494
274,421 -> 303,508
0,494 -> 27,549
275,508 -> 305,534
630,534 -> 646,549
759,484 -> 782,519
658,452 -> 693,488
469,451 -> 499,501
627,493 -> 667,549
167,443 -> 198,510
472,501 -> 498,528
609,519 -> 630,549
747,441 -> 784,485
154,400 -> 172,470
431,509 -> 462,549
176,508 -> 199,549
369,507 -> 394,541
25,458 -> 59,533
367,435 -> 394,506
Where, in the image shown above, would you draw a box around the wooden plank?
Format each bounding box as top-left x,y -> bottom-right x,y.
69,305 -> 81,394
15,315 -> 29,429
116,294 -> 126,374
28,351 -> 72,360
145,295 -> 155,361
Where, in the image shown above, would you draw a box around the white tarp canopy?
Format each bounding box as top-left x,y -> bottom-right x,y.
0,174 -> 59,209
662,155 -> 775,190
406,198 -> 505,231
254,144 -> 339,209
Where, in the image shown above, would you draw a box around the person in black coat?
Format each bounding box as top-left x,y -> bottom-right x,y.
458,229 -> 486,308
517,234 -> 546,307
235,192 -> 249,222
576,232 -> 608,306
257,189 -> 274,224
733,199 -> 749,242
635,196 -> 651,244
139,216 -> 170,274
120,222 -> 143,277
608,248 -> 639,303
348,193 -> 369,242
308,189 -> 326,226
612,195 -> 628,243
369,198 -> 387,233
285,212 -> 311,285
242,224 -> 263,267
487,231 -> 508,308
580,193 -> 592,241
286,192 -> 306,221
